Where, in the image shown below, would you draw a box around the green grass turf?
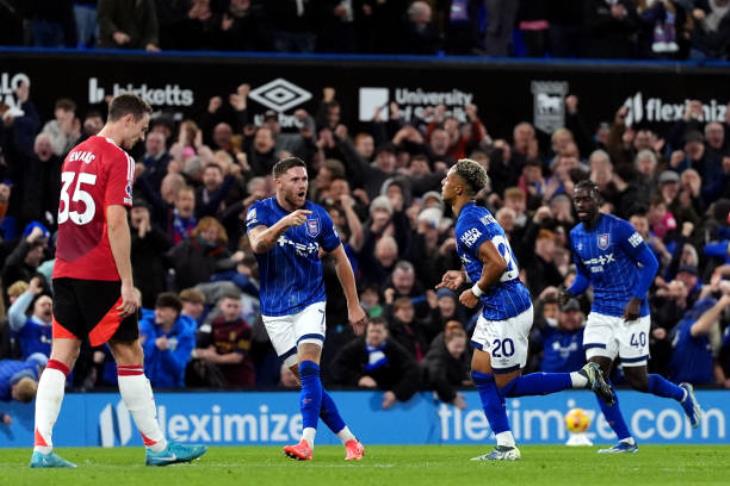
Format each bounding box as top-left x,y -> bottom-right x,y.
1,445 -> 729,486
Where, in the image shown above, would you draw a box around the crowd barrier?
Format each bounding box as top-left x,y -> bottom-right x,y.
1,390 -> 727,447
1,50 -> 729,140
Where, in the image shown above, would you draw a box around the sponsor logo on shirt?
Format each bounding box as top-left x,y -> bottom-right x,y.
276,236 -> 319,258
460,228 -> 482,248
583,253 -> 616,273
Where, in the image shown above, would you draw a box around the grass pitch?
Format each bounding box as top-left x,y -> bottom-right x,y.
1,445 -> 729,486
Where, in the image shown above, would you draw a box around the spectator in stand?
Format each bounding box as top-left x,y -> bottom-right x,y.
98,0 -> 160,51
139,293 -> 195,388
179,287 -> 207,326
532,297 -> 586,373
130,199 -> 171,309
386,297 -> 431,362
41,98 -> 80,157
331,318 -> 420,409
141,131 -> 172,192
422,325 -> 470,409
401,1 -> 441,54
0,353 -> 46,405
21,134 -> 62,225
2,226 -> 47,288
7,276 -> 52,359
193,292 -> 255,387
265,0 -> 318,53
168,186 -> 197,245
195,163 -> 237,219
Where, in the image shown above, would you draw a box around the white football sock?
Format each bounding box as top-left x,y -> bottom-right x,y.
336,426 -> 356,444
33,365 -> 67,454
495,430 -> 516,448
570,372 -> 589,388
117,366 -> 167,453
302,427 -> 317,447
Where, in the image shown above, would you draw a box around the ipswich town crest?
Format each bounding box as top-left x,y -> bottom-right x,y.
306,218 -> 321,237
597,233 -> 610,250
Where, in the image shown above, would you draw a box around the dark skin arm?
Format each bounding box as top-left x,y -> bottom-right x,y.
459,240 -> 508,308
624,297 -> 642,321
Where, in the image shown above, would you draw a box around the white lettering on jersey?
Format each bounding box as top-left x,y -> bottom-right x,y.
276,236 -> 319,257
583,253 -> 615,273
460,228 -> 482,248
246,208 -> 258,225
67,150 -> 96,164
628,232 -> 643,248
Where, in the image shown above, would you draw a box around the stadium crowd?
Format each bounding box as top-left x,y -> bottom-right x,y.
0,0 -> 729,60
1,76 -> 730,413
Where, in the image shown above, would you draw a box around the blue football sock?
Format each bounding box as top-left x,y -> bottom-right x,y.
320,389 -> 346,434
471,371 -> 511,434
647,374 -> 685,401
498,373 -> 573,397
299,360 -> 323,431
597,386 -> 631,441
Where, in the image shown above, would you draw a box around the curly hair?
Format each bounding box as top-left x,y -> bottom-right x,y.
454,158 -> 488,195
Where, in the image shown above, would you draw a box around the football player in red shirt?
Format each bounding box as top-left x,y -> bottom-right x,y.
31,94 -> 207,468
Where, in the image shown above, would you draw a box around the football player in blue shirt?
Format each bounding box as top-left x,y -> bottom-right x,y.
564,180 -> 702,454
247,157 -> 367,462
437,159 -> 613,461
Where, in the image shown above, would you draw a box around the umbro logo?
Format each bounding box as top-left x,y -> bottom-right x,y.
249,78 -> 312,113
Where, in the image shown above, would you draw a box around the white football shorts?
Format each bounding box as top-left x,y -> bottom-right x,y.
262,301 -> 327,368
470,305 -> 533,374
583,312 -> 650,367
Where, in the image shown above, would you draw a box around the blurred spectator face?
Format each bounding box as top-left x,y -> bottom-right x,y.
513,123 -> 535,149
360,287 -> 380,310
629,214 -> 650,237
155,305 -> 179,328
446,333 -> 467,358
392,267 -> 415,294
161,174 -> 185,204
438,294 -> 456,318
329,178 -> 350,199
523,163 -> 542,184
393,298 -> 415,323
175,188 -> 195,218
558,308 -> 584,332
386,183 -> 404,207
34,134 -> 54,161
375,236 -> 398,267
355,134 -> 374,159
327,104 -> 341,127
366,322 -> 388,347
376,150 -> 396,173
145,132 -> 166,157
635,151 -> 657,177
371,207 -> 391,229
408,1 -> 432,25
685,139 -> 705,161
681,244 -> 699,267
595,122 -> 610,147
496,207 -> 516,232
664,280 -> 689,301
130,206 -> 149,228
469,150 -> 490,171
54,107 -> 74,123
535,232 -> 556,259
213,123 -> 233,149
315,166 -> 333,191
280,364 -> 299,388
555,156 -> 579,179
705,122 -> 724,149
219,297 -> 242,321
83,113 -> 104,136
676,271 -> 698,292
33,295 -> 53,322
182,299 -> 204,320
25,244 -> 44,267
430,129 -> 450,156
247,177 -> 269,200
680,169 -> 701,194
444,118 -> 459,137
542,300 -> 559,321
660,180 -> 679,203
410,156 -> 431,176
200,225 -> 221,245
504,192 -> 526,215
634,130 -> 652,151
551,129 -> 573,155
203,165 -> 224,191
254,127 -> 275,153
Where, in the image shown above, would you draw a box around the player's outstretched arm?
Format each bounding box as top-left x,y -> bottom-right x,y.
248,209 -> 312,254
330,244 -> 367,334
436,270 -> 466,291
107,205 -> 139,317
459,240 -> 507,309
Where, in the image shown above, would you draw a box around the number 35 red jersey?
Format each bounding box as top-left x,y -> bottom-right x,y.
52,136 -> 134,281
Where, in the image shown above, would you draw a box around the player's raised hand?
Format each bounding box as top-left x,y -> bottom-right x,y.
436,270 -> 465,291
459,289 -> 479,309
283,209 -> 312,227
118,283 -> 140,318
